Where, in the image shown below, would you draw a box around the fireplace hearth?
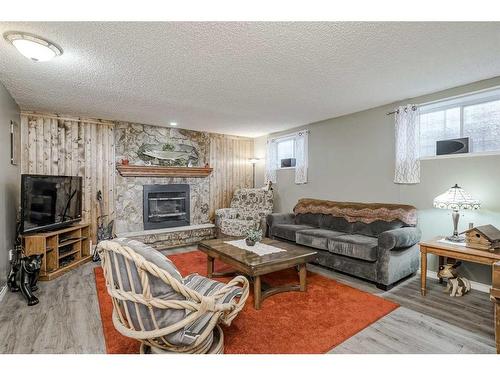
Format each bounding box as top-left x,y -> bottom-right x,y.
143,184 -> 190,230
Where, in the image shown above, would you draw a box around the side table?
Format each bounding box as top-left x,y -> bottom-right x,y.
419,237 -> 500,297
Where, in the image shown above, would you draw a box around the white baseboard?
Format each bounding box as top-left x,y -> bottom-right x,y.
0,284 -> 7,303
419,270 -> 490,293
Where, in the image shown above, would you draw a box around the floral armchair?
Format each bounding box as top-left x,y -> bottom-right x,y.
215,188 -> 274,237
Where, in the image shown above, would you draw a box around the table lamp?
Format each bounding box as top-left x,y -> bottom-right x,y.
433,184 -> 481,242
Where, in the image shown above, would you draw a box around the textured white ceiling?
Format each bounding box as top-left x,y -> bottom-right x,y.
1,22 -> 500,137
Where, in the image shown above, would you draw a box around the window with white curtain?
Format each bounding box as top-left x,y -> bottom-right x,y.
419,88 -> 500,158
276,137 -> 296,168
265,130 -> 309,184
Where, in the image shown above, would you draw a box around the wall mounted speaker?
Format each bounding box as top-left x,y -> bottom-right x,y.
436,137 -> 469,155
280,158 -> 296,168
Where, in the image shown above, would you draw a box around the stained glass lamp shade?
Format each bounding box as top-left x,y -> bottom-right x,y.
433,184 -> 481,242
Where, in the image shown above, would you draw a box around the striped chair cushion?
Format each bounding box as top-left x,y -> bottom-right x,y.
182,274 -> 243,340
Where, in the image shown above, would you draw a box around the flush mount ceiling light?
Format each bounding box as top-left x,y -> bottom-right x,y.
4,31 -> 63,62
169,122 -> 178,126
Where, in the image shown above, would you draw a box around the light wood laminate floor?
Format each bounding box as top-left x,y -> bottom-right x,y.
0,246 -> 496,354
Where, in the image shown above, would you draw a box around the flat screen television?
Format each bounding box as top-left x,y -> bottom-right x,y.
21,174 -> 83,234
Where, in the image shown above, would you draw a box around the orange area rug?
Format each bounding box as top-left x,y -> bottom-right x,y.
94,250 -> 398,354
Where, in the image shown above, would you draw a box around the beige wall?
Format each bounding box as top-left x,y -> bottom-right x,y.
255,76 -> 500,285
0,82 -> 20,291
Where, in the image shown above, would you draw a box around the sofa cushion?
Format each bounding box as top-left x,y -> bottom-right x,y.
295,213 -> 321,227
378,227 -> 422,250
296,228 -> 345,250
352,220 -> 405,237
319,214 -> 353,233
270,224 -> 315,242
327,234 -> 379,262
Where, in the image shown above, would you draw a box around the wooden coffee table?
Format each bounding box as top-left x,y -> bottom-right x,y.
198,238 -> 317,309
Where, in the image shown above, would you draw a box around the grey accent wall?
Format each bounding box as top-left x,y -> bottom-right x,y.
255,76 -> 500,285
0,82 -> 20,291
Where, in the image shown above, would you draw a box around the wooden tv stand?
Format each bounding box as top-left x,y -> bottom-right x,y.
22,224 -> 91,281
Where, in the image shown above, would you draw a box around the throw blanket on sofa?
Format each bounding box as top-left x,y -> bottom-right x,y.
293,198 -> 418,226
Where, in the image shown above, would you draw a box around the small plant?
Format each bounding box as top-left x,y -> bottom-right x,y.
245,228 -> 262,246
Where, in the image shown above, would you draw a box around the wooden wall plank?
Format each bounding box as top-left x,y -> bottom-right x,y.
50,119 -> 58,174
77,122 -> 85,177
246,140 -> 252,186
36,117 -> 44,173
64,121 -> 72,176
57,121 -> 65,175
27,119 -> 37,174
20,116 -> 29,174
43,118 -> 51,175
71,121 -> 79,177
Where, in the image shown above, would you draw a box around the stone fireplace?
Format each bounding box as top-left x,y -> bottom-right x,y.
114,123 -> 211,235
143,184 -> 190,230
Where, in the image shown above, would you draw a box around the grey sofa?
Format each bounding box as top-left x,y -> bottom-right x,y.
267,199 -> 421,290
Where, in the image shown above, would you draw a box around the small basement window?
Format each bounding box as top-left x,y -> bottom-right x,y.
276,136 -> 296,168
419,87 -> 500,158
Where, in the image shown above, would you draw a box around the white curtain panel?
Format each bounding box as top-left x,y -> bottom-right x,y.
265,138 -> 278,184
394,104 -> 420,184
294,130 -> 309,184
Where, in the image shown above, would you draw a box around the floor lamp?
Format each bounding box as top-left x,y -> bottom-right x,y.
249,158 -> 260,188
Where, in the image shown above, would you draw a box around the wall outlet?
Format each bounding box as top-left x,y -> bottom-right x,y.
8,249 -> 13,262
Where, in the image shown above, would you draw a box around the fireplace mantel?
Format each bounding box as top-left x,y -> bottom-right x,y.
116,165 -> 213,178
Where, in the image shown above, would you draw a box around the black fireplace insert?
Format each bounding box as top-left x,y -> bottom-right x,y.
143,184 -> 190,230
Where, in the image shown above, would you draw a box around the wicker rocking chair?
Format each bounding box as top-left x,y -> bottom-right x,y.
97,238 -> 249,354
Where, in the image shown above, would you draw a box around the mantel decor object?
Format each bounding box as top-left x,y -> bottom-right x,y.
138,142 -> 199,167
433,184 -> 481,242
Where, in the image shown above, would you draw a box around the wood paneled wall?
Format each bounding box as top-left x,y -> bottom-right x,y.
209,135 -> 254,219
20,113 -> 115,241
20,112 -> 254,236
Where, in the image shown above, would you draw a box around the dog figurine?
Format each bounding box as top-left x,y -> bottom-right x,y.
445,277 -> 471,297
437,261 -> 471,297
